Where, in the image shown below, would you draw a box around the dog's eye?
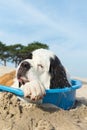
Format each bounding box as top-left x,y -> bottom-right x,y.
37,64 -> 44,69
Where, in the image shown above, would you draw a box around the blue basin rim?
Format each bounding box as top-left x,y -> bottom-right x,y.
46,79 -> 82,93
0,79 -> 82,96
0,85 -> 24,97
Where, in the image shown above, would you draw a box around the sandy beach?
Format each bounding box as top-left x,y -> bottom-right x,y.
0,66 -> 87,130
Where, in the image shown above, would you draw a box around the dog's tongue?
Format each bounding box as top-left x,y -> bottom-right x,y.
18,78 -> 25,85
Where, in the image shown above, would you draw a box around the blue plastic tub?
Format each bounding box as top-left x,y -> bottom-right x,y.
0,79 -> 82,110
42,80 -> 82,110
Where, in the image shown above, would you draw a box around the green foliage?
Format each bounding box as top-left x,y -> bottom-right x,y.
27,41 -> 49,52
8,44 -> 24,67
0,41 -> 49,67
0,41 -> 10,66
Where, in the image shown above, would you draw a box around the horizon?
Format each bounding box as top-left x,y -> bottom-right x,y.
0,0 -> 87,77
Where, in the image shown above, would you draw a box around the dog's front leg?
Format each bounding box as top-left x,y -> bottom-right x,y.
21,80 -> 46,101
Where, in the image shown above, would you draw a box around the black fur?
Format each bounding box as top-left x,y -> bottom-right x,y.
17,61 -> 31,79
49,56 -> 71,88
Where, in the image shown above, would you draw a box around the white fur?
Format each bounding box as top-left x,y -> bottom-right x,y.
12,49 -> 53,101
21,80 -> 46,100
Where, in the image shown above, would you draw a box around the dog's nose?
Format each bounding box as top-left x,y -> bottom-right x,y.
21,61 -> 30,69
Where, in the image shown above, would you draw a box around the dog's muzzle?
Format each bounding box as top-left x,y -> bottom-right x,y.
17,61 -> 31,87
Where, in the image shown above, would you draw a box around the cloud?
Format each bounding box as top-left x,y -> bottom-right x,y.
0,0 -> 87,77
0,0 -> 87,45
0,0 -> 87,48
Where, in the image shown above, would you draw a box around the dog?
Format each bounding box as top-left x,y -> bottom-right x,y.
11,48 -> 71,101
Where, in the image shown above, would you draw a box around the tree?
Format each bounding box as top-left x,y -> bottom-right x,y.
8,44 -> 24,67
0,41 -> 9,66
18,41 -> 49,63
0,41 -> 49,67
27,41 -> 49,51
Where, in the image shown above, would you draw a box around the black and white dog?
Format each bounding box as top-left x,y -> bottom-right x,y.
12,49 -> 71,101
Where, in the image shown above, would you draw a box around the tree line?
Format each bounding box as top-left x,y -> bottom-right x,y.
0,41 -> 49,67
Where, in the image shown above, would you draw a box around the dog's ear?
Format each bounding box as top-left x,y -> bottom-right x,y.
49,56 -> 71,88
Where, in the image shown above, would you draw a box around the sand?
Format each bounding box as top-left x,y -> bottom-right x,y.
0,66 -> 15,77
0,66 -> 87,130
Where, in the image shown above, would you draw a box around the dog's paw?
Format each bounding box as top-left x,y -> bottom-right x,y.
21,80 -> 46,101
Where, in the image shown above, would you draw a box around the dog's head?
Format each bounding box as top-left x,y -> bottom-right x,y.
17,49 -> 71,89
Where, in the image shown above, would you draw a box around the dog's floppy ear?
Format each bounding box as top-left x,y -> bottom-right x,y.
49,56 -> 71,88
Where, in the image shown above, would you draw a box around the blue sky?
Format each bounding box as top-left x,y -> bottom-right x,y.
0,0 -> 87,77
